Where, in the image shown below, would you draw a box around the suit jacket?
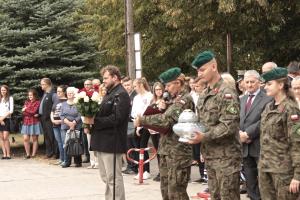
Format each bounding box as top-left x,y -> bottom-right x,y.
40,90 -> 57,120
90,83 -> 130,153
239,90 -> 272,158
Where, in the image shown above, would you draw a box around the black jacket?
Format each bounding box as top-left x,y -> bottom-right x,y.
90,83 -> 130,153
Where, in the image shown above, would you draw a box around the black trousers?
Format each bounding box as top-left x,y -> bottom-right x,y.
40,117 -> 57,157
243,155 -> 261,200
134,128 -> 150,173
82,129 -> 90,159
192,143 -> 205,178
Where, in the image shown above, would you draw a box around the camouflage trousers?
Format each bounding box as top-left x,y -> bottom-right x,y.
206,158 -> 241,200
258,171 -> 299,200
159,154 -> 191,200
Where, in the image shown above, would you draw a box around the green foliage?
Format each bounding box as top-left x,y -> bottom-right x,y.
80,0 -> 299,80
0,0 -> 99,115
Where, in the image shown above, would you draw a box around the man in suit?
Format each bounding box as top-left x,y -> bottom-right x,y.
239,70 -> 272,200
90,65 -> 130,200
39,78 -> 58,158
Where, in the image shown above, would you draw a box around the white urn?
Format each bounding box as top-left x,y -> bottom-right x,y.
172,109 -> 205,142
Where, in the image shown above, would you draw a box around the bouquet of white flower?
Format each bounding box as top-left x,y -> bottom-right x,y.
74,91 -> 102,131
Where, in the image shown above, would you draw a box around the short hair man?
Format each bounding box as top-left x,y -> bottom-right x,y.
90,65 -> 130,200
189,51 -> 241,200
239,70 -> 272,200
261,62 -> 277,74
121,76 -> 139,175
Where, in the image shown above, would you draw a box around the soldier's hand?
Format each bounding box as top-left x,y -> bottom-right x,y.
289,179 -> 300,193
188,131 -> 204,144
157,99 -> 167,111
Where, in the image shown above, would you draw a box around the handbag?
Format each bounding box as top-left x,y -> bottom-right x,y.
65,129 -> 83,156
127,121 -> 135,137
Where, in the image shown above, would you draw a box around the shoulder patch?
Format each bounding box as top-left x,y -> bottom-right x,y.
226,105 -> 238,114
296,127 -> 300,136
224,93 -> 233,99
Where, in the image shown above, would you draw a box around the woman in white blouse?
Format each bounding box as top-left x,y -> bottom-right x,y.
0,85 -> 14,159
131,77 -> 153,180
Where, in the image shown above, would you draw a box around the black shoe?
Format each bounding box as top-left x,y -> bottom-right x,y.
24,155 -> 30,159
75,163 -> 82,168
122,168 -> 137,175
240,188 -> 247,194
6,156 -> 11,159
192,177 -> 208,184
1,156 -> 6,159
61,163 -> 70,168
153,174 -> 160,182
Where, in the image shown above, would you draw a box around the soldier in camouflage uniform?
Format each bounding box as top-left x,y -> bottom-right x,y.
189,51 -> 242,200
259,67 -> 300,200
134,67 -> 194,200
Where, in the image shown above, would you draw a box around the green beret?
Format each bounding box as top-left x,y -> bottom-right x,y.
261,67 -> 288,82
192,50 -> 215,69
159,67 -> 181,84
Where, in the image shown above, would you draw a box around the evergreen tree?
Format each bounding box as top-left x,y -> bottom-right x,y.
0,0 -> 99,114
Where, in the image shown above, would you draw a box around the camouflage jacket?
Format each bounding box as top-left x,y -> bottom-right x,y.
140,90 -> 194,156
197,79 -> 242,160
259,98 -> 300,180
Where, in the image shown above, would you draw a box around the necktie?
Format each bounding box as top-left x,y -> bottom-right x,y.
245,94 -> 254,113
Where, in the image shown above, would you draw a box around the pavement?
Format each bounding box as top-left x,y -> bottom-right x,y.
0,153 -> 249,200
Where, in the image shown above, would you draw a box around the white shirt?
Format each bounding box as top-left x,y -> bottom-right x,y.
131,91 -> 153,119
0,97 -> 14,117
247,89 -> 260,104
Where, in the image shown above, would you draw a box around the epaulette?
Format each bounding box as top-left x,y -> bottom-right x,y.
224,93 -> 233,99
291,114 -> 300,121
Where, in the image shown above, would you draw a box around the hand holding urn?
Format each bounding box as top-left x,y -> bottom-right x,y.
172,109 -> 205,143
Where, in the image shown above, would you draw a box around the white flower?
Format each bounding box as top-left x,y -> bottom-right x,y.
91,92 -> 101,102
78,91 -> 87,98
74,97 -> 79,104
83,96 -> 89,102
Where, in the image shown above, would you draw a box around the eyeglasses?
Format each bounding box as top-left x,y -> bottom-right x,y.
84,84 -> 92,86
155,88 -> 163,91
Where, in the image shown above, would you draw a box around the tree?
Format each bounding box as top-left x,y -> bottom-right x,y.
0,0 -> 99,114
79,0 -> 300,80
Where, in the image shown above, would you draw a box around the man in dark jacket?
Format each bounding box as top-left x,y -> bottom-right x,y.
90,65 -> 130,200
239,70 -> 272,200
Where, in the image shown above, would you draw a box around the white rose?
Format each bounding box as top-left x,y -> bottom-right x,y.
79,91 -> 86,98
74,97 -> 79,104
91,92 -> 100,102
83,96 -> 89,103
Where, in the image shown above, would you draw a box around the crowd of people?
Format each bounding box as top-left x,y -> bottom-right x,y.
0,51 -> 300,200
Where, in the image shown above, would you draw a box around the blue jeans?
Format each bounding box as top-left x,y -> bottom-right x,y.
60,129 -> 67,163
53,127 -> 65,162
